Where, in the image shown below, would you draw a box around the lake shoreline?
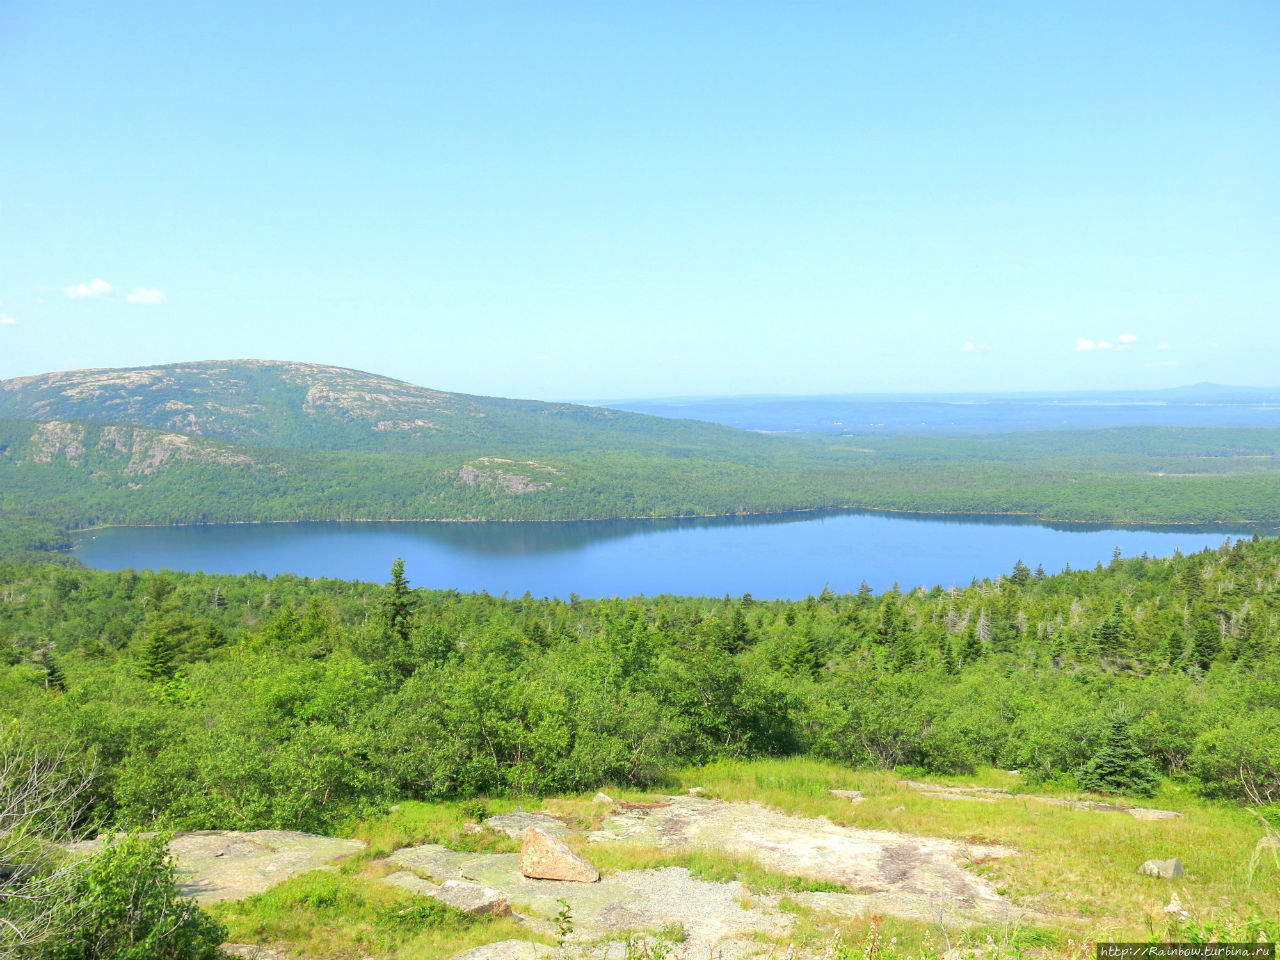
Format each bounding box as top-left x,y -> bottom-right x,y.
68,503 -> 1275,537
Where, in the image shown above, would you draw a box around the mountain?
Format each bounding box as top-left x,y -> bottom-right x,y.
3,360 -> 1280,562
0,360 -> 745,453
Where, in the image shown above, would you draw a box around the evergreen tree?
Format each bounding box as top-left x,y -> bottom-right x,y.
957,623 -> 983,669
1009,559 -> 1031,587
382,557 -> 418,647
1191,614 -> 1221,669
40,652 -> 67,692
1078,712 -> 1159,797
137,631 -> 175,682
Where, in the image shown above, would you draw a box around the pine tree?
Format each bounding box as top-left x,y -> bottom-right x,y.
137,631 -> 175,682
1078,713 -> 1159,797
40,652 -> 67,692
1191,615 -> 1221,669
1009,560 -> 1031,587
957,623 -> 983,669
382,557 -> 417,647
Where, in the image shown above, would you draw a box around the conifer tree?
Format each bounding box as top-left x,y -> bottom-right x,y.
1078,712 -> 1159,797
957,623 -> 983,669
137,631 -> 175,682
382,557 -> 417,647
40,652 -> 67,692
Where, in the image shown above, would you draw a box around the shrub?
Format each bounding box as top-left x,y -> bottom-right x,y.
39,833 -> 226,960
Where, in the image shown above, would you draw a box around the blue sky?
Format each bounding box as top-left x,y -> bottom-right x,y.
1,2 -> 1276,401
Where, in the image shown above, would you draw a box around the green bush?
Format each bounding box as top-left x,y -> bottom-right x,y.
39,833 -> 225,960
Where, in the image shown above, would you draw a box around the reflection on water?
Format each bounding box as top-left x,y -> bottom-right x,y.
73,510 -> 1276,600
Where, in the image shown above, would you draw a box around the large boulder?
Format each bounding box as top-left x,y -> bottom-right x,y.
519,827 -> 599,883
1138,857 -> 1185,879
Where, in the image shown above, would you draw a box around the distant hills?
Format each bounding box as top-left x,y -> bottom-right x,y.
2,360 -> 1280,561
0,360 -> 746,453
609,384 -> 1280,435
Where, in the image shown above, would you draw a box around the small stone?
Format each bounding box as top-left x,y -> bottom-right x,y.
463,823 -> 482,834
891,805 -> 906,813
830,789 -> 863,801
519,827 -> 599,882
688,786 -> 706,796
1138,857 -> 1185,879
593,791 -> 615,804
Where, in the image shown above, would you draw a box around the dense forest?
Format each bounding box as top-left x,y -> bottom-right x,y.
4,535 -> 1277,837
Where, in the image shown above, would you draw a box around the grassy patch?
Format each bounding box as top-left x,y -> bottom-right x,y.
579,840 -> 849,896
211,869 -> 541,959
351,798 -> 524,861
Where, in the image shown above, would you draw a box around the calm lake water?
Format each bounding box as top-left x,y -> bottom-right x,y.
71,512 -> 1273,599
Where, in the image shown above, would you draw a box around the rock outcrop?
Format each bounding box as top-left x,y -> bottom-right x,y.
519,827 -> 600,883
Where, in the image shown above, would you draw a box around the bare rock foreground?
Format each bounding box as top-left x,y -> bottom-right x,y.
100,796 -> 1048,958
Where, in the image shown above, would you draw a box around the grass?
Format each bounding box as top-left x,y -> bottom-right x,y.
350,797 -> 524,862
210,869 -> 542,959
673,757 -> 1280,941
211,760 -> 1278,957
577,840 -> 850,896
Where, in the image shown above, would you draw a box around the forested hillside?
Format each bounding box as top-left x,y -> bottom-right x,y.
4,535 -> 1277,835
4,361 -> 1280,565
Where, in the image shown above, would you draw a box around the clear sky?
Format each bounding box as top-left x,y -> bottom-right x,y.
1,2 -> 1277,401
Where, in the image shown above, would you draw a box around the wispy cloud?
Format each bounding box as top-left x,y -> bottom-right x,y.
65,278 -> 112,300
127,287 -> 167,305
1117,333 -> 1137,344
1156,342 -> 1172,351
1146,360 -> 1178,368
963,340 -> 991,353
0,313 -> 18,327
1076,338 -> 1112,352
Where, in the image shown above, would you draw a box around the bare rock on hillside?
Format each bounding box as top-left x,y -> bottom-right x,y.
587,795 -> 1020,925
69,830 -> 365,905
520,827 -> 599,882
381,871 -> 512,916
485,812 -> 570,839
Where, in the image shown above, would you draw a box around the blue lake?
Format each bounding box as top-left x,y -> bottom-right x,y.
71,512 -> 1273,599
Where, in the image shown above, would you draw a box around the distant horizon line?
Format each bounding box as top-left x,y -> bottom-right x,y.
3,358 -> 1278,408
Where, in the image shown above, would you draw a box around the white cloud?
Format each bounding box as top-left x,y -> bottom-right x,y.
0,313 -> 17,326
1146,360 -> 1178,368
1117,333 -> 1137,343
963,340 -> 976,352
1156,342 -> 1172,350
65,278 -> 112,300
127,287 -> 167,305
1076,338 -> 1113,351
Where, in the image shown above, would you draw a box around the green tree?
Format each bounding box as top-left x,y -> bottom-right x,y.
382,557 -> 417,648
1078,712 -> 1159,797
136,631 -> 175,682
